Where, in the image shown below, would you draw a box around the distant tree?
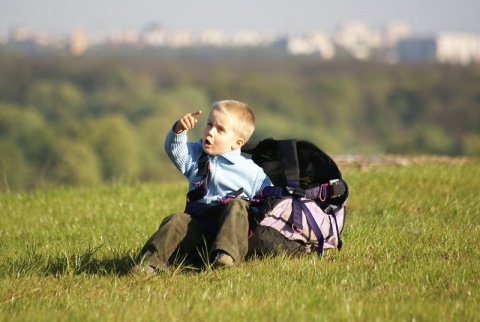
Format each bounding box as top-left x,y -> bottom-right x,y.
1,51 -> 479,189
150,85 -> 211,139
0,105 -> 53,186
387,124 -> 455,155
0,139 -> 27,190
49,138 -> 102,185
461,134 -> 480,156
83,115 -> 140,182
311,75 -> 363,151
83,67 -> 159,122
415,125 -> 455,155
135,115 -> 178,182
26,80 -> 84,122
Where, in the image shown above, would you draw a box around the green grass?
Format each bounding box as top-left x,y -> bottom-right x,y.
1,162 -> 479,321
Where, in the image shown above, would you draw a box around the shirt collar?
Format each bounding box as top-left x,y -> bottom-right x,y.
213,148 -> 242,164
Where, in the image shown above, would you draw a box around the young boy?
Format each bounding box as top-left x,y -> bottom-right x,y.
132,100 -> 272,276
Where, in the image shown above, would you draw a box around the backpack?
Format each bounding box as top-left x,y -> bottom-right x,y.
241,138 -> 349,256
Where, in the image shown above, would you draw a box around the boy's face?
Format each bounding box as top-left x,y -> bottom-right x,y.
202,108 -> 244,155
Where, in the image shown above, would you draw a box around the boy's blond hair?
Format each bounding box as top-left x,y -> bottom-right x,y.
211,100 -> 255,142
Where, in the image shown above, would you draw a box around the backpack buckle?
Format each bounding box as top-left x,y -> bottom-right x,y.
286,186 -> 305,197
329,179 -> 345,198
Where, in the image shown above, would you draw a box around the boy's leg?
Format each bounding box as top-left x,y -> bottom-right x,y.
137,212 -> 213,269
209,199 -> 250,263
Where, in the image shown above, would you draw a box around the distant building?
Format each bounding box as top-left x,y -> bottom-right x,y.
287,32 -> 335,59
9,26 -> 33,42
397,37 -> 437,63
197,29 -> 229,47
230,30 -> 266,47
333,21 -> 382,59
109,29 -> 140,45
383,21 -> 412,47
70,27 -> 87,55
436,32 -> 480,65
166,30 -> 195,48
142,24 -> 167,46
8,26 -> 65,52
397,32 -> 480,65
3,20 -> 480,65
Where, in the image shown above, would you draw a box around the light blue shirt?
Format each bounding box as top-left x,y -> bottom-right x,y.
164,127 -> 272,205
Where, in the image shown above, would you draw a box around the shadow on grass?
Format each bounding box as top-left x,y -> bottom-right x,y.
44,245 -> 209,277
5,242 -> 145,277
45,249 -> 137,277
10,241 -> 237,278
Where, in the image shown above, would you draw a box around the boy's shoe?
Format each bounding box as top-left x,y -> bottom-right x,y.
212,251 -> 235,269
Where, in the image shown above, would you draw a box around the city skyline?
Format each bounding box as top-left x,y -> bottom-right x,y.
1,0 -> 480,36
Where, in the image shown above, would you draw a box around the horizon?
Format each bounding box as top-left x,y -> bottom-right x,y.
1,0 -> 480,37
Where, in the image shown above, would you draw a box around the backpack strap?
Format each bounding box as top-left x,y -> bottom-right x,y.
325,205 -> 343,251
300,202 -> 325,256
185,152 -> 210,213
277,140 -> 304,232
277,139 -> 300,191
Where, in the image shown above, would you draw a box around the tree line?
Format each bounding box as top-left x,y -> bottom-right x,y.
1,48 -> 479,190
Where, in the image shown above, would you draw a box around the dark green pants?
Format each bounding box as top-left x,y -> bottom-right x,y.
247,225 -> 306,258
137,199 -> 250,269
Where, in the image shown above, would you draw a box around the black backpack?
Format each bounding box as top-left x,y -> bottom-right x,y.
242,138 -> 349,256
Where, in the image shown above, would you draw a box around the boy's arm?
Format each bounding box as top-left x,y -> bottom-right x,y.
257,172 -> 273,192
249,164 -> 273,198
164,111 -> 203,177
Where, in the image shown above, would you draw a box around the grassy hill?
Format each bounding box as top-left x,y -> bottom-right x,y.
1,160 -> 479,321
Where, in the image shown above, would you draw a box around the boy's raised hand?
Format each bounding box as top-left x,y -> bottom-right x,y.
174,111 -> 202,134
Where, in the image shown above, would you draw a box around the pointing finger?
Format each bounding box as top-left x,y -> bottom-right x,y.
191,110 -> 202,118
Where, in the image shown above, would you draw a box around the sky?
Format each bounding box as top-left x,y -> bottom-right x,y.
1,0 -> 480,36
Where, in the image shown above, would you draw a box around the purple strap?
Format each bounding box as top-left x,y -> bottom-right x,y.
300,202 -> 324,256
291,197 -> 303,233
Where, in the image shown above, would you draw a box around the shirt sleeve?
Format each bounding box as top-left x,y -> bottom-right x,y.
164,124 -> 203,178
252,167 -> 273,196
